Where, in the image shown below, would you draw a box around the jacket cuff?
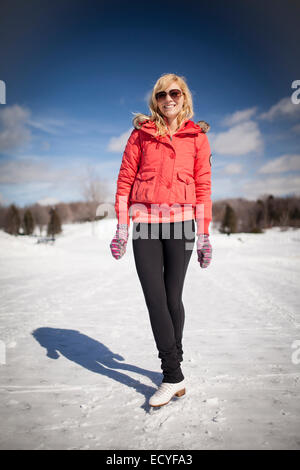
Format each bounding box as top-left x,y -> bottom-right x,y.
118,211 -> 130,227
195,217 -> 211,236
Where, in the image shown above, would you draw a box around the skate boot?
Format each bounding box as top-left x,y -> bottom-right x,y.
149,379 -> 186,407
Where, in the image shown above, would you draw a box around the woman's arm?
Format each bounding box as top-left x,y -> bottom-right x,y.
115,129 -> 142,227
194,133 -> 212,236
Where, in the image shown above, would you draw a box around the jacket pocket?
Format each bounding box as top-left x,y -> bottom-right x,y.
176,171 -> 196,202
131,170 -> 156,201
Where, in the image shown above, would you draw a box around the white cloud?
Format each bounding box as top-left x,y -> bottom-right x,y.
0,104 -> 32,152
211,121 -> 263,156
28,115 -> 117,137
0,158 -> 72,184
222,107 -> 257,126
242,175 -> 300,199
223,163 -> 243,175
258,154 -> 300,174
259,96 -> 300,120
291,123 -> 300,133
210,176 -> 242,199
28,117 -> 66,135
37,197 -> 60,206
107,129 -> 132,152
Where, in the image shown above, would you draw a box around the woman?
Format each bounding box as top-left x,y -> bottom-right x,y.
110,73 -> 213,407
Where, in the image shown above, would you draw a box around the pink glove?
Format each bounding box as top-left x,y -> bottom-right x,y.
197,234 -> 212,268
110,224 -> 129,260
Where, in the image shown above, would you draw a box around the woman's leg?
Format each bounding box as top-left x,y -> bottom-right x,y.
162,220 -> 195,365
132,222 -> 183,383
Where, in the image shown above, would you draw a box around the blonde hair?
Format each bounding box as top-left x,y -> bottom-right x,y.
132,73 -> 194,137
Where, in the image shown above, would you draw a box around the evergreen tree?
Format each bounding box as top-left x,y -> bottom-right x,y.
266,195 -> 280,226
23,209 -> 35,235
47,207 -> 62,237
220,203 -> 237,235
255,199 -> 265,228
290,207 -> 300,220
4,204 -> 21,235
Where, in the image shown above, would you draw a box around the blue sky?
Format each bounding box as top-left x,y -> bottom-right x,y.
0,0 -> 300,207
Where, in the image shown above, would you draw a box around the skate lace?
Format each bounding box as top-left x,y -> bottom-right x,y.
156,382 -> 179,396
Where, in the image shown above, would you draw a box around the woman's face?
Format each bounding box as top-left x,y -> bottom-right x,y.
156,81 -> 184,122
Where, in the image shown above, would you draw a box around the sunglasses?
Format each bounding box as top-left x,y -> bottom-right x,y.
155,89 -> 183,101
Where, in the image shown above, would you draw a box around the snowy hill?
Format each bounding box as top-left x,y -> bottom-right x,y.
0,219 -> 300,450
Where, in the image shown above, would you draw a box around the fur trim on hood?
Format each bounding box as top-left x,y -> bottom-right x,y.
132,114 -> 210,133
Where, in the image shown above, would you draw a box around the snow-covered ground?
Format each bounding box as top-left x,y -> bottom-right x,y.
0,219 -> 300,450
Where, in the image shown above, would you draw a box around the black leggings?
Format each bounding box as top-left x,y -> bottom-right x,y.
132,219 -> 195,383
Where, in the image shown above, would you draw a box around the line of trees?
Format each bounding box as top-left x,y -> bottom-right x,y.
0,194 -> 299,237
1,204 -> 62,236
0,200 -> 111,236
214,194 -> 300,234
0,165 -> 111,236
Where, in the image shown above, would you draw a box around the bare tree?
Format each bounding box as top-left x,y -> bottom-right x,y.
69,201 -> 90,222
56,202 -> 73,224
80,165 -> 107,203
31,203 -> 49,235
79,164 -> 109,234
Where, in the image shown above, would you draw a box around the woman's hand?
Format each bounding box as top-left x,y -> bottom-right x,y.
197,234 -> 212,268
110,224 -> 129,260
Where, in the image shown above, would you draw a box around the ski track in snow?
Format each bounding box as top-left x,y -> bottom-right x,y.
0,221 -> 300,450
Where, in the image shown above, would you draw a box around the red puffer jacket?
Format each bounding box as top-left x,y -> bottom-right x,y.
114,118 -> 212,234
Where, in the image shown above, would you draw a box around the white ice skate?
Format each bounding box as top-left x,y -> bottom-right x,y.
149,379 -> 186,407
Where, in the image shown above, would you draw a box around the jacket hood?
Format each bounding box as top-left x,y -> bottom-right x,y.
132,115 -> 210,135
